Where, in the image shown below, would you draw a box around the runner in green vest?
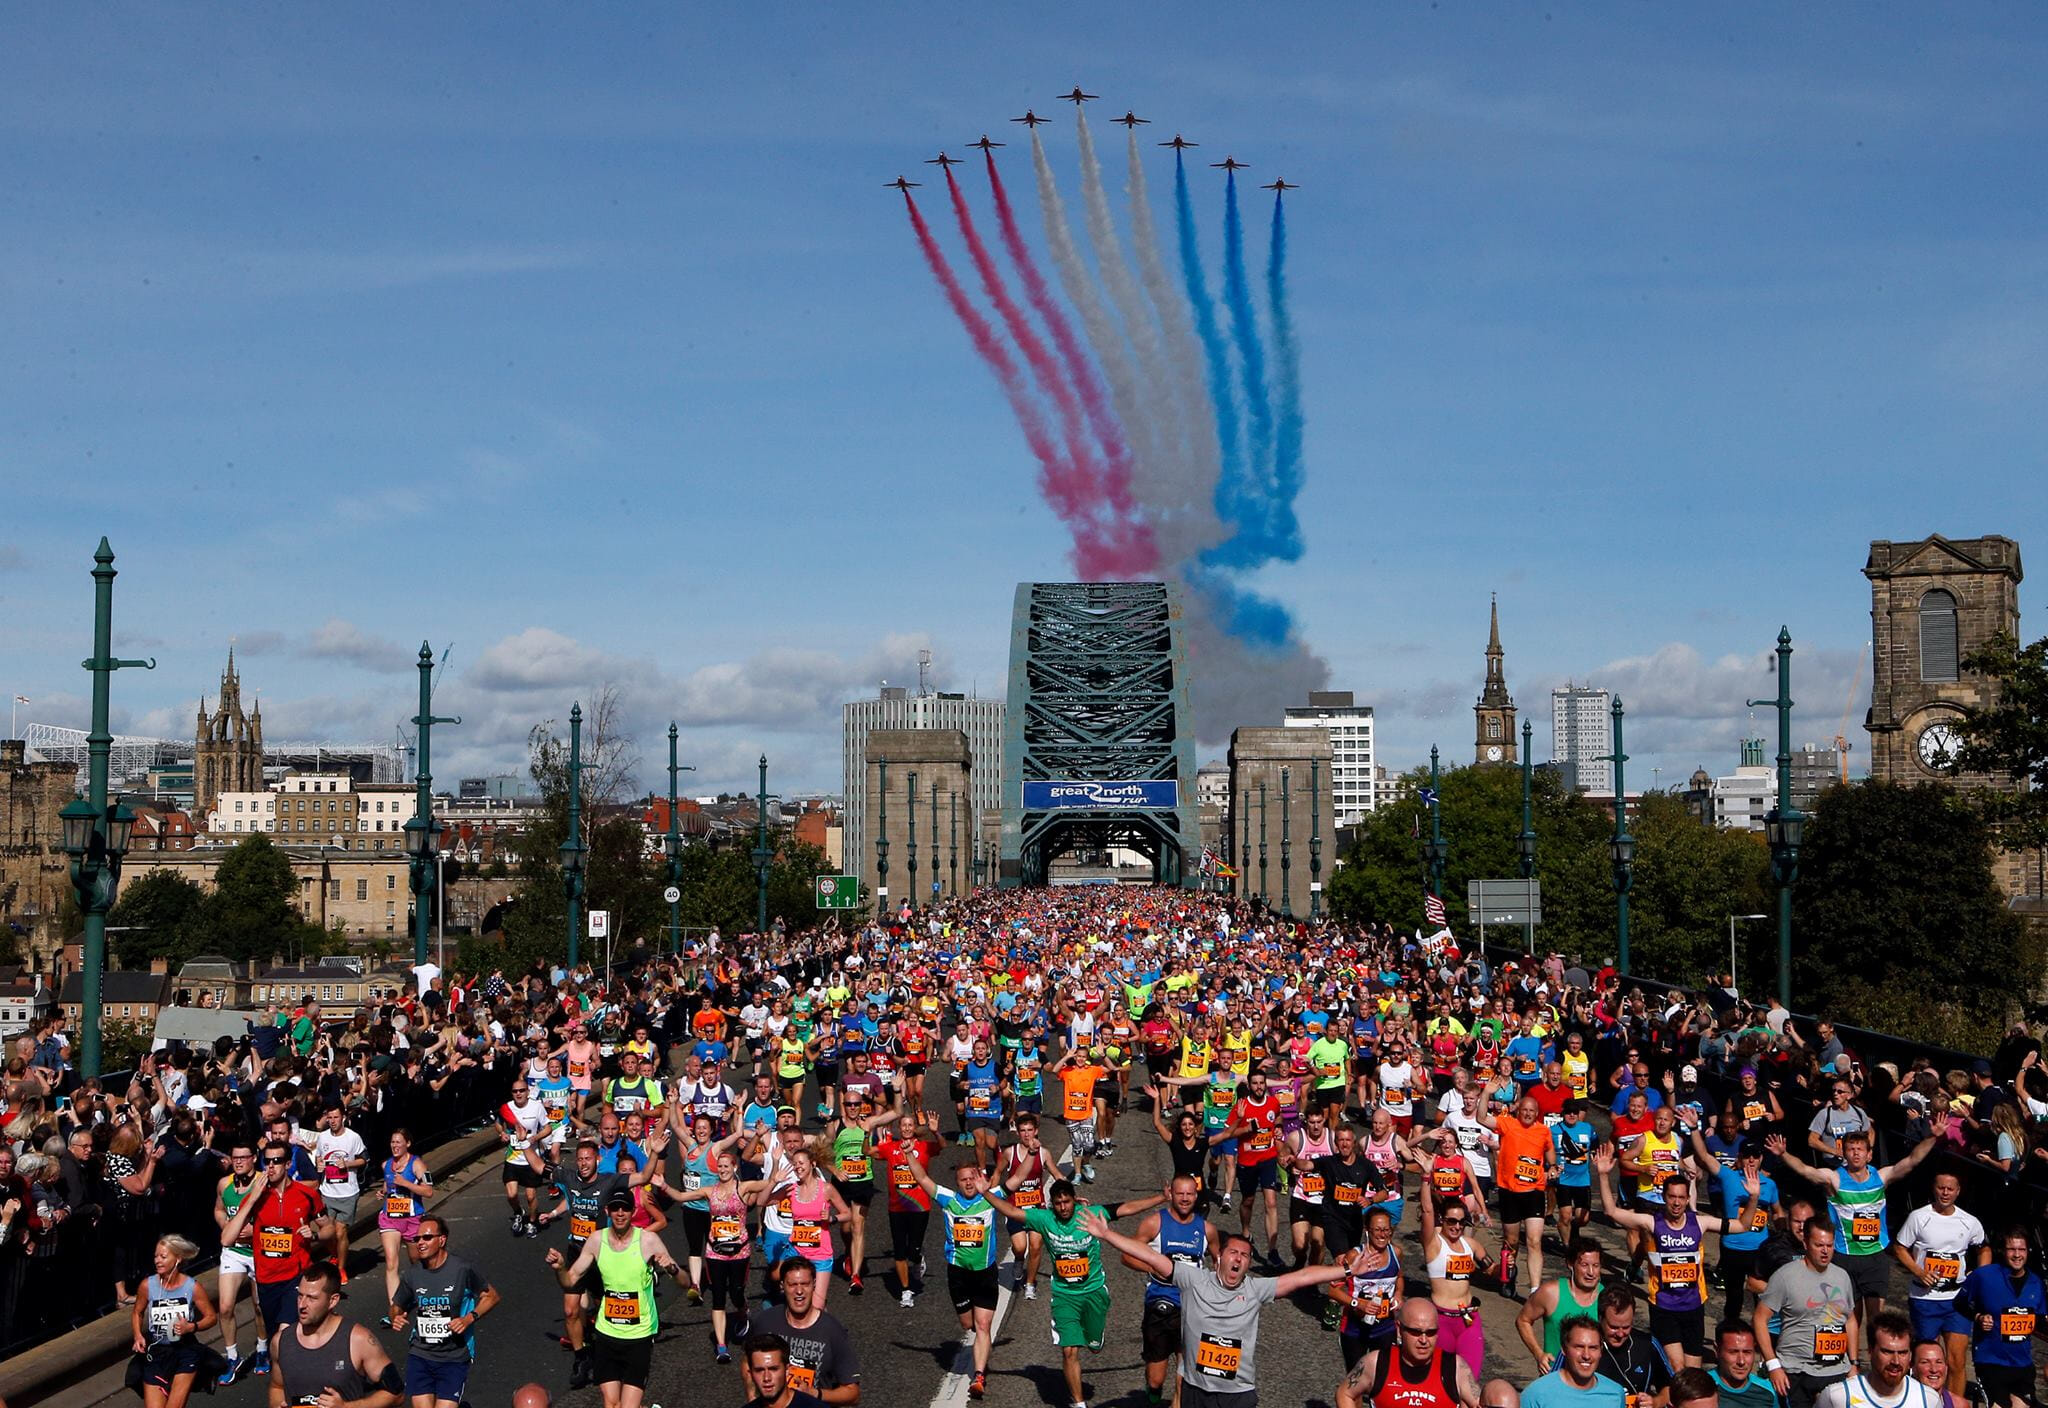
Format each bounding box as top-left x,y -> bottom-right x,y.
1513,1237 -> 1606,1372
547,1188 -> 685,1408
982,1176 -> 1164,1408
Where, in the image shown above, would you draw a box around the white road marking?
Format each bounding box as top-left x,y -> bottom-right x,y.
926,1246 -> 1022,1408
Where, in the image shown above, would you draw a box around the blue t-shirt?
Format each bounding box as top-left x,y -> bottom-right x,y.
1958,1265 -> 2047,1369
1716,1168 -> 1779,1251
1522,1370 -> 1627,1408
1553,1120 -> 1596,1188
1610,1083 -> 1666,1116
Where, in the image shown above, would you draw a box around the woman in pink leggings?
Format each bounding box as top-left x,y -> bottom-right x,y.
1419,1190 -> 1493,1373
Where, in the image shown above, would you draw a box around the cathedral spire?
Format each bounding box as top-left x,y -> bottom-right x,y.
1487,592 -> 1502,655
1475,595 -> 1517,763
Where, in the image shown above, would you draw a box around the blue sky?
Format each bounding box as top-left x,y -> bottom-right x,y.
2,5 -> 2042,796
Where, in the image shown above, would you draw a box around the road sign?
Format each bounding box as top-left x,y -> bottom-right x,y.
588,910 -> 611,939
815,875 -> 859,910
662,885 -> 682,904
1464,878 -> 1541,926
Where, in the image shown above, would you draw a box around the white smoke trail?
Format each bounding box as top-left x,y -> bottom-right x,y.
1028,129 -> 1164,536
1123,127 -> 1225,562
1073,110 -> 1200,566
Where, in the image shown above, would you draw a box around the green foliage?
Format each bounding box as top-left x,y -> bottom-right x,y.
1625,793 -> 1773,990
203,833 -> 330,964
1793,781 -> 2039,1050
108,868 -> 209,969
1956,632 -> 2048,852
97,1016 -> 156,1074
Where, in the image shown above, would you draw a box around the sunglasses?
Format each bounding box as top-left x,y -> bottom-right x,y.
1401,1325 -> 1439,1336
264,1157 -> 289,1166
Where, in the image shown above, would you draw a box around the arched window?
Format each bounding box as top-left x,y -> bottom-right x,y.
1486,717 -> 1502,739
1919,589 -> 1959,682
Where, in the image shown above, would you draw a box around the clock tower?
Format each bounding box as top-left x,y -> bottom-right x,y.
1474,595 -> 1517,765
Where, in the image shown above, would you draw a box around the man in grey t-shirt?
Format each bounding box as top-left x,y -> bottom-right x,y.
1085,1212 -> 1346,1404
1755,1221 -> 1858,1408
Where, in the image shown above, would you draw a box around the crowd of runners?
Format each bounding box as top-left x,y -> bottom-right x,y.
7,883 -> 2048,1408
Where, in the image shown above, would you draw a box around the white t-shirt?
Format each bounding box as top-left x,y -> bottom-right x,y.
500,1097 -> 549,1161
410,962 -> 441,996
1813,1375 -> 1943,1408
312,1127 -> 367,1198
1895,1204 -> 1986,1302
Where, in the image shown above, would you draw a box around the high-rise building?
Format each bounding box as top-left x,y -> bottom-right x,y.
1552,685 -> 1613,794
843,686 -> 1004,886
1710,738 -> 1774,831
1283,691 -> 1376,825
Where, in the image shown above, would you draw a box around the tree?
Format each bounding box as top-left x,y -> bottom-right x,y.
201,833 -> 326,964
1955,632 -> 2048,852
1793,781 -> 2040,1050
107,868 -> 208,970
1625,793 -> 1773,990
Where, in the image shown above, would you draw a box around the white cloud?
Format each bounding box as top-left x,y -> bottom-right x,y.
302,619 -> 414,674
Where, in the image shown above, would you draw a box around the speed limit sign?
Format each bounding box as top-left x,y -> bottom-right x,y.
663,885 -> 682,904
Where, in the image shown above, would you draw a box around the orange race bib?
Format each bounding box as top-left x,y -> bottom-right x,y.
1334,1184 -> 1361,1205
1749,1207 -> 1770,1231
1054,1254 -> 1091,1283
838,1157 -> 870,1181
1659,1257 -> 1699,1284
602,1292 -> 640,1326
1064,1090 -> 1092,1120
1446,1254 -> 1474,1279
953,1220 -> 986,1248
1433,1169 -> 1463,1193
258,1228 -> 295,1259
968,1092 -> 991,1112
2001,1312 -> 2037,1341
1925,1254 -> 1962,1287
1014,1186 -> 1043,1208
710,1218 -> 746,1248
787,1364 -> 817,1392
1194,1334 -> 1243,1379
570,1215 -> 596,1241
892,1164 -> 917,1189
1814,1330 -> 1849,1364
1385,1088 -> 1409,1108
385,1194 -> 413,1219
1743,1100 -> 1766,1122
792,1222 -> 823,1249
1514,1155 -> 1542,1185
1298,1175 -> 1327,1198
1850,1215 -> 1881,1240
1249,1127 -> 1276,1152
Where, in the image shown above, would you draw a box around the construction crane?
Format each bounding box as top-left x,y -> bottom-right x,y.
1834,641 -> 1870,783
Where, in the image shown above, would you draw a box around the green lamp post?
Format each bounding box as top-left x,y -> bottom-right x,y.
405,642 -> 458,966
1421,746 -> 1448,901
1257,782 -> 1269,906
875,757 -> 890,917
561,703 -> 586,968
1517,718 -> 1537,955
1308,757 -> 1322,920
60,539 -> 153,1079
1749,628 -> 1803,1008
1278,765 -> 1293,918
664,723 -> 694,955
753,755 -> 773,934
1604,697 -> 1634,975
905,768 -> 918,914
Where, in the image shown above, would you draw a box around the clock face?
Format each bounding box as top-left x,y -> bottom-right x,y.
1486,745 -> 1504,762
1917,721 -> 1962,771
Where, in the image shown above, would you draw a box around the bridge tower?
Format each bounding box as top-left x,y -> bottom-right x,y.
999,581 -> 1201,888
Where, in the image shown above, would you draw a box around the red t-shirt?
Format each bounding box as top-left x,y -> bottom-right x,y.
249,1182 -> 325,1284
1528,1080 -> 1571,1123
876,1136 -> 939,1213
1610,1111 -> 1653,1164
1229,1093 -> 1283,1164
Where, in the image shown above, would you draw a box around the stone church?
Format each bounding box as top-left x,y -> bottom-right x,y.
195,650 -> 263,818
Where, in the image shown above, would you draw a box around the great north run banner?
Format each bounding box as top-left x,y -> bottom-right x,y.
1022,780 -> 1180,809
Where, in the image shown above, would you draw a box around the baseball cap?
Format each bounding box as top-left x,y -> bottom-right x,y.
1680,1064 -> 1698,1083
605,1189 -> 635,1211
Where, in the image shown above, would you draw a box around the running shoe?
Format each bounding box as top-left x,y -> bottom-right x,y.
900,1289 -> 916,1308
1023,1282 -> 1037,1301
687,1285 -> 703,1305
216,1358 -> 244,1388
249,1348 -> 270,1378
847,1271 -> 863,1296
715,1345 -> 731,1365
970,1372 -> 987,1400
511,1212 -> 526,1236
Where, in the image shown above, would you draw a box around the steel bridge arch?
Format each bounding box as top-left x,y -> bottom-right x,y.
998,581 -> 1201,888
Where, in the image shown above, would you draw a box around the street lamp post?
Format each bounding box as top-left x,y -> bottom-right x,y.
876,758 -> 889,919
405,642 -> 458,967
1279,766 -> 1293,918
905,769 -> 918,913
1518,719 -> 1536,954
753,755 -> 773,935
1605,697 -> 1634,975
1309,757 -> 1322,921
561,703 -> 587,969
59,539 -> 153,1080
665,724 -> 694,956
948,790 -> 959,898
929,780 -> 940,903
1422,746 -> 1448,902
1257,783 -> 1269,906
1238,801 -> 1250,900
1750,627 -> 1803,1009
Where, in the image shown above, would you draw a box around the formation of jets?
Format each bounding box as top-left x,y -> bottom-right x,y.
887,96 -> 1298,195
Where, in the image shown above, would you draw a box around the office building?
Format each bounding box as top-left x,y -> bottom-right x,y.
1552,685 -> 1613,794
1283,691 -> 1377,825
843,685 -> 1004,887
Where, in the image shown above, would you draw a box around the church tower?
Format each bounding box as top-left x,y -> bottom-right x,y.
1474,595 -> 1518,765
195,649 -> 264,818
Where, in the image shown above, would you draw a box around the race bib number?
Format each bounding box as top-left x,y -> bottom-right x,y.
1433,1169 -> 1464,1193
710,1218 -> 747,1250
415,1315 -> 452,1344
2001,1311 -> 2036,1341
1744,1100 -> 1766,1121
148,1302 -> 184,1339
1317,1063 -> 1343,1084
1249,1127 -> 1276,1152
1813,1330 -> 1848,1365
1446,1254 -> 1474,1279
1297,1174 -> 1326,1199
1925,1253 -> 1962,1289
1334,1184 -> 1361,1206
838,1157 -> 870,1181
1385,1088 -> 1409,1108
1014,1186 -> 1043,1208
1849,1214 -> 1881,1241
386,1195 -> 413,1219
602,1293 -> 641,1326
258,1228 -> 295,1259
788,1364 -> 818,1392
792,1221 -> 823,1249
1194,1334 -> 1243,1379
569,1215 -> 597,1241
1659,1257 -> 1699,1284
968,1092 -> 991,1112
323,1162 -> 347,1183
892,1164 -> 917,1189
1054,1254 -> 1091,1283
953,1220 -> 986,1248
1514,1155 -> 1541,1184
1748,1207 -> 1769,1231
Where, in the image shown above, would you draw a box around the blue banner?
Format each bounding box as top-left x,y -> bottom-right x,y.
1022,779 -> 1180,810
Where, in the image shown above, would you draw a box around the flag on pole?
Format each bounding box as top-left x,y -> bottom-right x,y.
1423,891 -> 1447,927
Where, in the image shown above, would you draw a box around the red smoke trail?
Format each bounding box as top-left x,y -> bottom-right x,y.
903,192 -> 1130,578
943,169 -> 1104,558
983,151 -> 1153,553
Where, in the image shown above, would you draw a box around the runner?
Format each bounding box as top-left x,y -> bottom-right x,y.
218,1143 -> 325,1363
1333,1298 -> 1485,1408
270,1261 -> 402,1408
1955,1226 -> 2045,1408
747,1258 -> 862,1406
497,1076 -> 551,1237
131,1234 -> 220,1408
1514,1239 -> 1605,1375
874,1109 -> 943,1306
1052,1043 -> 1110,1185
1710,1139 -> 1780,1322
535,1137 -> 655,1388
1550,1099 -> 1595,1249
389,1214 -> 498,1408
1330,1208 -> 1404,1373
545,1189 -> 687,1408
658,1137 -> 777,1360
1418,1182 -> 1496,1376
308,1104 -> 367,1269
1890,1170 -> 1986,1395
1479,1093 -> 1556,1299
1284,1106 -> 1336,1270
903,1150 -> 1003,1400
823,1092 -> 900,1295
1592,1148 -> 1761,1368
741,1331 -> 831,1408
1086,1207 -> 1351,1408
1810,1310 -> 1942,1408
1120,1173 -> 1217,1406
1708,1322 -> 1778,1408
1756,1219 -> 1859,1408
1516,1315 -> 1625,1408
999,1112 -> 1054,1299
376,1128 -> 433,1312
1590,1287 -> 1675,1408
979,1176 -> 1165,1408
1221,1067 -> 1286,1261
212,1141 -> 266,1384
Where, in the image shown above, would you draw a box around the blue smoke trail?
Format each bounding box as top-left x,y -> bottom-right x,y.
1264,190 -> 1304,559
1212,169 -> 1280,568
1174,152 -> 1248,555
